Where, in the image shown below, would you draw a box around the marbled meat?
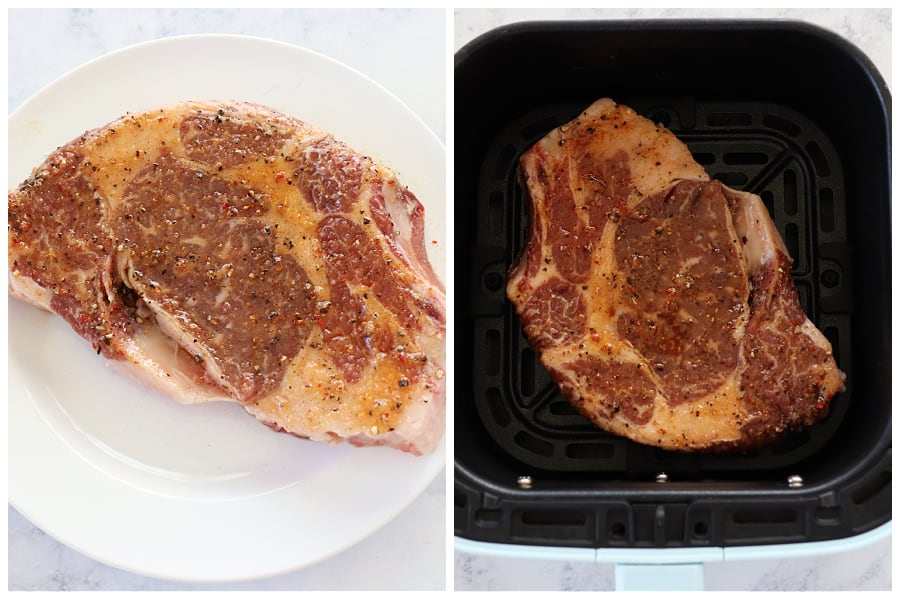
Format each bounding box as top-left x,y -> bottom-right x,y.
507,98 -> 844,452
9,100 -> 445,455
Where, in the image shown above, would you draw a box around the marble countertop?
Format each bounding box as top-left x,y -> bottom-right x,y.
7,8 -> 445,591
453,7 -> 891,592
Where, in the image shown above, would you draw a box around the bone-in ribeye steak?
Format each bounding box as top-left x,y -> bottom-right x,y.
508,98 -> 845,452
9,100 -> 445,455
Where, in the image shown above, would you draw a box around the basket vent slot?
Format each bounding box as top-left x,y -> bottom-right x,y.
723,151 -> 768,165
489,190 -> 505,235
485,329 -> 500,376
707,112 -> 752,127
514,430 -> 553,457
520,347 -> 536,397
819,188 -> 835,232
783,169 -> 798,215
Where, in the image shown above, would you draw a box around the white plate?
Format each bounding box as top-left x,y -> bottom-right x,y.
7,34 -> 445,583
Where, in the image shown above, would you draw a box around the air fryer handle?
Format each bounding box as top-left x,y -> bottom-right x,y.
615,562 -> 705,591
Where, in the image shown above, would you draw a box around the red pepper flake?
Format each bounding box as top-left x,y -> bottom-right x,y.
274,171 -> 285,182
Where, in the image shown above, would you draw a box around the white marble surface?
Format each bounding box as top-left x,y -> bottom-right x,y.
6,8 -> 446,591
453,7 -> 892,592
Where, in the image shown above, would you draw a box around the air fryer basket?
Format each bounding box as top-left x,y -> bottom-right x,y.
455,21 -> 891,549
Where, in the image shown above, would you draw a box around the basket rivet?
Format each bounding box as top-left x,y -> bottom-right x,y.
656,472 -> 668,483
787,474 -> 804,488
517,475 -> 533,489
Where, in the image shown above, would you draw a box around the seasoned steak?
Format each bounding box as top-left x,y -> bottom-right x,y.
507,98 -> 845,452
9,100 -> 445,455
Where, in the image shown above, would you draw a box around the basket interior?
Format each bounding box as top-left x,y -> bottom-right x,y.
454,20 -> 891,549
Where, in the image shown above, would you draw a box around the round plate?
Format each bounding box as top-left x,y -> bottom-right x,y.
7,34 -> 445,583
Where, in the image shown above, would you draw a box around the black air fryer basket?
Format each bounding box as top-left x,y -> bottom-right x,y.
454,20 -> 891,559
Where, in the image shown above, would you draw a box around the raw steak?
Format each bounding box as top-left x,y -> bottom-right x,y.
9,100 -> 445,455
507,98 -> 845,452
